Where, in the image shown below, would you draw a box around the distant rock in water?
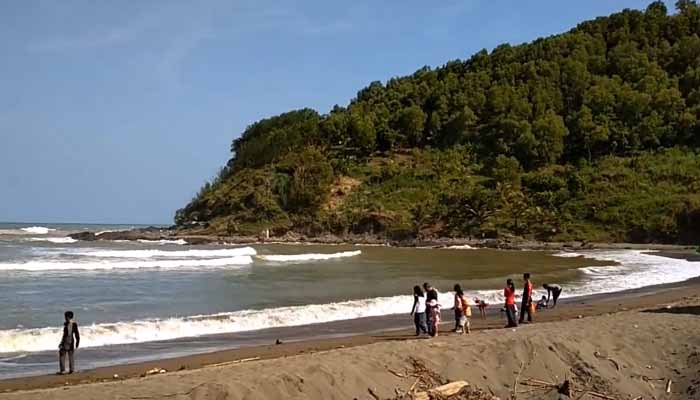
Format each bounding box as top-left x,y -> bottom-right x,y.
68,228 -> 216,244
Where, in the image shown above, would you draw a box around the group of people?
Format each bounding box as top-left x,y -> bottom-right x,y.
411,282 -> 471,337
411,275 -> 563,336
56,278 -> 564,374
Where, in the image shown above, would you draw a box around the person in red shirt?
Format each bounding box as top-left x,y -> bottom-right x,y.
519,273 -> 534,323
503,279 -> 518,328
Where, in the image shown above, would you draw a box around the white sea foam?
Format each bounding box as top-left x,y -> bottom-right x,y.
0,289 -> 498,354
27,237 -> 78,244
554,250 -> 700,298
257,250 -> 361,262
137,239 -> 188,245
0,256 -> 253,271
72,247 -> 257,259
445,244 -> 474,249
20,227 -> 55,235
0,251 -> 696,354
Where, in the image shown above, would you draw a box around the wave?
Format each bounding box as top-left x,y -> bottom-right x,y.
137,239 -> 188,245
0,256 -> 253,271
28,237 -> 78,244
72,247 -> 257,259
554,250 -> 700,298
0,289 -> 501,354
20,227 -> 55,235
257,250 -> 361,262
445,245 -> 474,249
1,251 -> 696,354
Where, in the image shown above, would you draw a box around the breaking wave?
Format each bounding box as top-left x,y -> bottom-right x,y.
72,247 -> 257,259
28,237 -> 78,244
137,239 -> 188,245
554,250 -> 700,298
0,289 -> 497,354
0,256 -> 253,271
20,227 -> 55,235
257,250 -> 361,262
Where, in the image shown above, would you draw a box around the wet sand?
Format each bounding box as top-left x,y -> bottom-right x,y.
1,273 -> 699,398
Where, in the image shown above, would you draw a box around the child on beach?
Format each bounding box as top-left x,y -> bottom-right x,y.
423,282 -> 439,336
427,299 -> 441,337
475,298 -> 488,319
504,279 -> 518,328
536,295 -> 548,310
459,295 -> 471,334
58,311 -> 80,375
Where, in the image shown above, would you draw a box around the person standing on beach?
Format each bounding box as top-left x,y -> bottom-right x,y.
423,282 -> 439,336
519,273 -> 534,324
427,299 -> 441,337
475,298 -> 488,320
410,285 -> 428,335
543,283 -> 563,308
58,311 -> 80,375
504,279 -> 518,327
452,284 -> 465,333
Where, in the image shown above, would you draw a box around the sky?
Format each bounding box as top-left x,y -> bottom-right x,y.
0,0 -> 672,224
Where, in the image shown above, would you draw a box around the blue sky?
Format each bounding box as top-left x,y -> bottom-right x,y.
0,1 -> 670,224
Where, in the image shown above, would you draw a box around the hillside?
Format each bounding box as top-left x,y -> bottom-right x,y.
176,2 -> 700,244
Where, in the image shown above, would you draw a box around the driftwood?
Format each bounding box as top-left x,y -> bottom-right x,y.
387,367 -> 408,378
586,392 -> 617,400
207,356 -> 260,368
130,382 -> 209,399
368,387 -> 381,400
511,361 -> 525,399
413,381 -> 469,400
666,379 -> 672,393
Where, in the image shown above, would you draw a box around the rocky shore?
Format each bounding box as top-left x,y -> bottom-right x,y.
68,227 -> 698,252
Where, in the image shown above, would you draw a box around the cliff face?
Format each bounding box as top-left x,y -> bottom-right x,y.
176,2 -> 700,244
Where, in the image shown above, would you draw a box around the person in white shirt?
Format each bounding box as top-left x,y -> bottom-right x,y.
410,285 -> 428,335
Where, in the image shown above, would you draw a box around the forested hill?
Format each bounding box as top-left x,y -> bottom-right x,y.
176,2 -> 700,244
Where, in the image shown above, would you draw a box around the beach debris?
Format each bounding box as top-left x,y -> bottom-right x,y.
142,367 -> 167,376
113,374 -> 119,379
593,351 -> 621,371
386,366 -> 408,378
368,387 -> 381,400
130,382 -> 210,400
207,356 -> 261,369
275,339 -> 283,345
665,379 -> 672,393
413,381 -> 469,400
511,360 -> 525,399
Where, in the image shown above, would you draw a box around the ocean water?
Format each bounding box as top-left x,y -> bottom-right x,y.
0,222 -> 699,378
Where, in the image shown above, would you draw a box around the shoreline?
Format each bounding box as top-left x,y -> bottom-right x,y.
3,272 -> 699,394
67,226 -> 700,252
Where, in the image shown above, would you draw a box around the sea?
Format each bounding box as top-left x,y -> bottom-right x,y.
0,222 -> 698,379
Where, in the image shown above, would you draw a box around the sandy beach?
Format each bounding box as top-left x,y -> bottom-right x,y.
1,273 -> 698,399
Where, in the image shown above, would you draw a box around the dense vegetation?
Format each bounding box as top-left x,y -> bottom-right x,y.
176,2 -> 700,244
